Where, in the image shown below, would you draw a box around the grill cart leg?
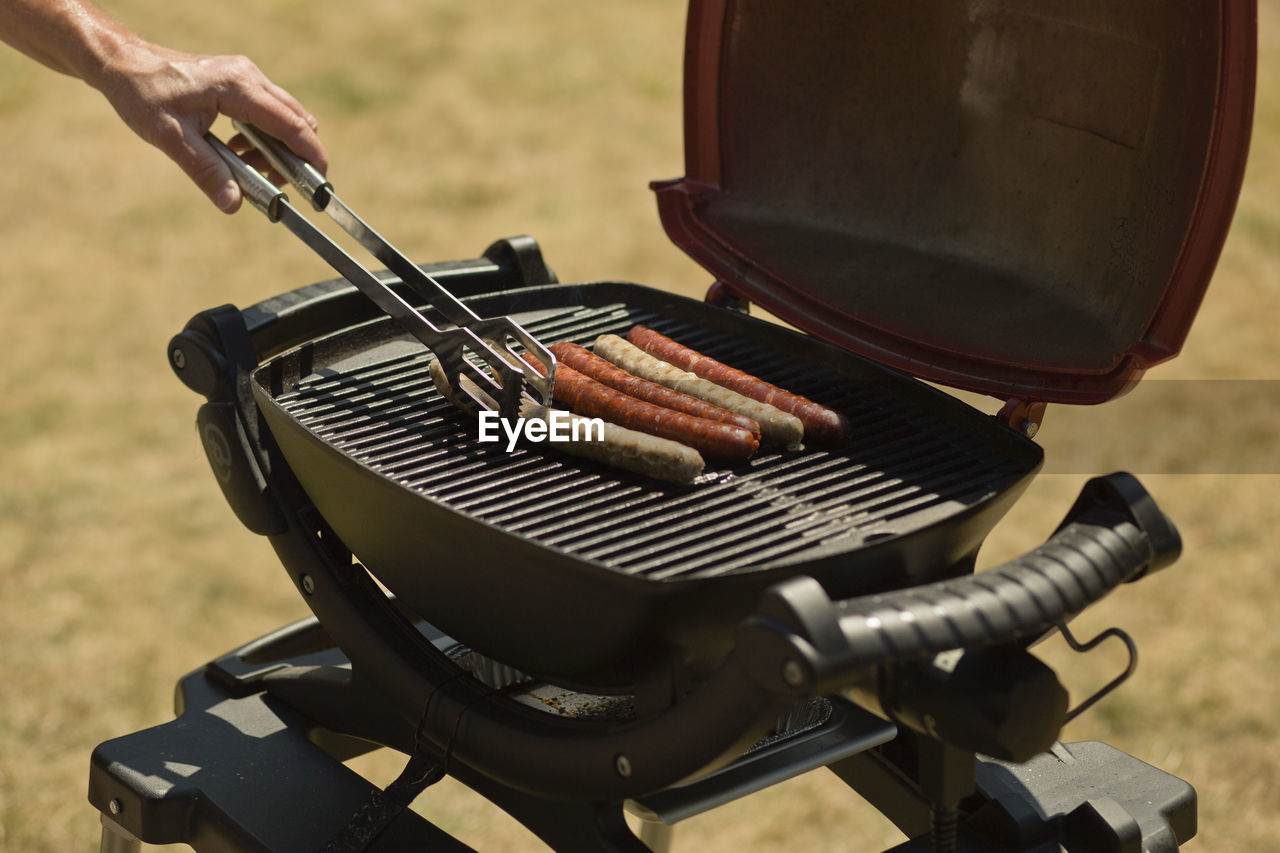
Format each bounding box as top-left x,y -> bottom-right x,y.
87,665 -> 472,852
99,814 -> 142,853
831,736 -> 1196,852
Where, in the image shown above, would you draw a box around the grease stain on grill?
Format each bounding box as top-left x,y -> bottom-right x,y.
272,303 -> 1025,581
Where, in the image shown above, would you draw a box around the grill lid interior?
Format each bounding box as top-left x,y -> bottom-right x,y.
655,0 -> 1255,404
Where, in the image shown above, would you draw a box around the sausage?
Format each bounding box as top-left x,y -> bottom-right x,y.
429,357 -> 705,483
593,334 -> 804,450
625,325 -> 852,449
522,353 -> 759,462
518,400 -> 705,484
549,342 -> 762,440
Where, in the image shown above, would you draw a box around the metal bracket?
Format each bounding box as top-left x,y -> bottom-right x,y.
1059,623 -> 1139,725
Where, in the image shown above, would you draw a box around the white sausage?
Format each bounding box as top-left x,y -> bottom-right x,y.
593,334 -> 804,450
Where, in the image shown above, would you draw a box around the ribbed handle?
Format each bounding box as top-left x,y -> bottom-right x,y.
742,473 -> 1181,694
833,514 -> 1155,669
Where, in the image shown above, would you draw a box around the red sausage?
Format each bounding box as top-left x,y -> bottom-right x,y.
521,353 -> 759,462
625,326 -> 852,449
549,342 -> 762,440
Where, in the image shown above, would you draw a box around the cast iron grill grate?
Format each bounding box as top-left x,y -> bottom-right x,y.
272,303 -> 1025,580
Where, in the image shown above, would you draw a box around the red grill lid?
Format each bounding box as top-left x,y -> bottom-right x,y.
654,0 -> 1256,404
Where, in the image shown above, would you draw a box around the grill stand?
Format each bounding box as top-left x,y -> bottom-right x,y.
88,610 -> 1196,852
100,240 -> 1199,851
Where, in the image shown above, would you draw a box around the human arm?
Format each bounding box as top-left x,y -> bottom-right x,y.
0,0 -> 327,212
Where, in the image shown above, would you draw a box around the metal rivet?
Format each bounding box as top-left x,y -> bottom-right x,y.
301,574 -> 316,595
615,754 -> 632,778
782,659 -> 805,688
171,348 -> 187,370
1022,421 -> 1039,439
108,799 -> 123,815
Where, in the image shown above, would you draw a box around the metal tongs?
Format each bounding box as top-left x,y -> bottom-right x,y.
206,123 -> 555,420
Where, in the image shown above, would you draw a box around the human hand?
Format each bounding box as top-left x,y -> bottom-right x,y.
92,41 -> 328,214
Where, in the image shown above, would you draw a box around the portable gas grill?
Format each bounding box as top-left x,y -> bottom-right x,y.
90,1 -> 1255,851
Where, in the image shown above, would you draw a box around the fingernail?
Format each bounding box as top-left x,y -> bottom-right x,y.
306,113 -> 318,129
214,180 -> 239,212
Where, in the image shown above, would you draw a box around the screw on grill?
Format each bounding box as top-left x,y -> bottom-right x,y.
782,659 -> 807,689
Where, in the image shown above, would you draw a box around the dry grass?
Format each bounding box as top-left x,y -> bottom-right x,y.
0,1 -> 1276,850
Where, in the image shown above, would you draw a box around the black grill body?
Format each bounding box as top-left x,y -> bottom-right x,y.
252,279 -> 1042,689
152,241 -> 1187,832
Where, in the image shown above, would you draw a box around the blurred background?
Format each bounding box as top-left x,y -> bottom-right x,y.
0,1 -> 1275,849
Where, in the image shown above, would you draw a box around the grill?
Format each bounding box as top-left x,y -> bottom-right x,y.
150,251 -> 1185,830
271,302 -> 1027,581
249,279 -> 1044,688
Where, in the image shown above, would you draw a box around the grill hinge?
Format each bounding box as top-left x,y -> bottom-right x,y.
704,280 -> 751,314
997,398 -> 1047,439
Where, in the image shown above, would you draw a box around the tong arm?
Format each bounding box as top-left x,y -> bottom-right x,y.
232,120 -> 480,328
230,122 -> 557,403
208,134 -> 286,222
205,133 -> 537,420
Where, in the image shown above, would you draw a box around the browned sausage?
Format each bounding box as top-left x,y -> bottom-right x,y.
549,342 -> 762,440
626,326 -> 852,448
522,353 -> 759,462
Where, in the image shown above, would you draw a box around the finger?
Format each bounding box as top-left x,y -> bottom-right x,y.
217,76 -> 328,174
163,120 -> 243,214
262,79 -> 318,131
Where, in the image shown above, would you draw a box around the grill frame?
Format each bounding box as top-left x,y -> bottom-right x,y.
250,278 -> 1042,690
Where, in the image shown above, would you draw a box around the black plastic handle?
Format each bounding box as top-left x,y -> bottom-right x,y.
835,514 -> 1149,667
741,473 -> 1181,694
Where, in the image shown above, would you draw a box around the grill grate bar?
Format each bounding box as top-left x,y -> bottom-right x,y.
543,432 -> 935,559
538,477 -> 750,551
589,453 -> 980,574
291,383 -> 441,439
527,305 -> 639,344
438,462 -> 611,510
319,403 -> 446,448
404,451 -> 553,495
280,367 -> 433,413
275,352 -> 425,403
330,414 -> 459,464
637,460 -> 1017,580
475,478 -> 652,530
